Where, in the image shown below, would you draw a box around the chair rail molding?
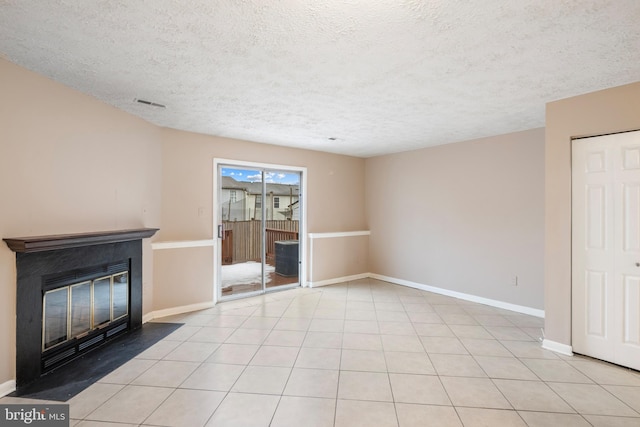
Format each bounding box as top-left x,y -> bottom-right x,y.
151,239 -> 215,250
308,230 -> 370,284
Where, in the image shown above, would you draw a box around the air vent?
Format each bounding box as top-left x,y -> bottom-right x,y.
107,262 -> 128,274
43,347 -> 76,369
44,272 -> 78,288
106,323 -> 127,337
43,261 -> 128,289
134,98 -> 166,108
78,334 -> 104,351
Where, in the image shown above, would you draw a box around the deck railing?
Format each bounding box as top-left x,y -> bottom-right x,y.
222,220 -> 299,264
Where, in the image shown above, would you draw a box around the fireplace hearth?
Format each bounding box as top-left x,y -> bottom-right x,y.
4,228 -> 158,389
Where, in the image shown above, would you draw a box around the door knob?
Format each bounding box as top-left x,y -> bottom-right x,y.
636,262 -> 640,267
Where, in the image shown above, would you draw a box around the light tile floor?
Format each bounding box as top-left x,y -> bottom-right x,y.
3,278 -> 640,426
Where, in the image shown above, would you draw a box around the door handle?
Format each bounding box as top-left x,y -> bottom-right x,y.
636,262 -> 640,267
218,225 -> 224,239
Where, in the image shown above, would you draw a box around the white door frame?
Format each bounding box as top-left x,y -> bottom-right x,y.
213,158 -> 308,304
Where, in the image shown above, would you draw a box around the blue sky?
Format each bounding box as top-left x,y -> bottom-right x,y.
222,167 -> 300,185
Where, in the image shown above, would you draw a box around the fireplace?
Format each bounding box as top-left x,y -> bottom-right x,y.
4,228 -> 158,389
41,262 -> 131,369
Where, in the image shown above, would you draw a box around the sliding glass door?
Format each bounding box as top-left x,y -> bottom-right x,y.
217,163 -> 301,300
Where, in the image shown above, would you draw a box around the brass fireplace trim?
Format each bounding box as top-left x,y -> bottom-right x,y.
42,271 -> 129,353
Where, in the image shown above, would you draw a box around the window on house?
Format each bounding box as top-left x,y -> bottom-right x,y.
230,190 -> 237,203
256,195 -> 261,207
274,197 -> 280,208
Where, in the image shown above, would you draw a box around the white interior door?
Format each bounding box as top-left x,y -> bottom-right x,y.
572,130 -> 640,370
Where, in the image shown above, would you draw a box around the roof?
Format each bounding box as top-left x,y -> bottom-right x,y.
221,176 -> 299,196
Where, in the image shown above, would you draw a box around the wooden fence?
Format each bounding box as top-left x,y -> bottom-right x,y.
222,220 -> 299,264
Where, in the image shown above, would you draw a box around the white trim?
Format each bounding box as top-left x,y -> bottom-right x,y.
311,271 -> 546,321
308,231 -> 371,239
214,158 -> 306,173
542,339 -> 574,356
151,240 -> 215,250
308,236 -> 314,287
309,273 -> 370,288
218,289 -> 264,303
213,159 -> 219,305
142,301 -> 216,322
0,379 -> 16,398
370,273 -> 545,318
142,271 -> 545,322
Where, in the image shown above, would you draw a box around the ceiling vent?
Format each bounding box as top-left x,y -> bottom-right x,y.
134,98 -> 166,108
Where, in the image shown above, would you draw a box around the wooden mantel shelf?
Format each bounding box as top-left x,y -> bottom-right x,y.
3,228 -> 159,253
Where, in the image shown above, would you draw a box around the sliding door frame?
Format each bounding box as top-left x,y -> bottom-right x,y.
213,158 -> 308,304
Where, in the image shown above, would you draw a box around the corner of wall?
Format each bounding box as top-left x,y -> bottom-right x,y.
0,379 -> 16,398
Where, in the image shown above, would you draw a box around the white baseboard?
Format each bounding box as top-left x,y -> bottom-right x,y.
143,272 -> 545,324
542,339 -> 574,356
0,379 -> 16,398
309,273 -> 370,288
370,273 -> 545,318
143,301 -> 216,323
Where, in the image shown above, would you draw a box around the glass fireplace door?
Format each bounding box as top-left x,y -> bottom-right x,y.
42,270 -> 130,352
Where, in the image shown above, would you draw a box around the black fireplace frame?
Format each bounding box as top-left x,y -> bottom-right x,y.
4,228 -> 158,389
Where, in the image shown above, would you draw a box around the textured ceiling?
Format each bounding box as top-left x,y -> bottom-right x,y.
1,1 -> 639,157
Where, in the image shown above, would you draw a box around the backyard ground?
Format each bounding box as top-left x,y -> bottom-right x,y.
221,261 -> 298,296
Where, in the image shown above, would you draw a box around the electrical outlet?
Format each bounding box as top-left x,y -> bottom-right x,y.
512,275 -> 518,286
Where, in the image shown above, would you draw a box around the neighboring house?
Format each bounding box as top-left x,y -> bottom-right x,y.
220,176 -> 300,221
220,176 -> 250,221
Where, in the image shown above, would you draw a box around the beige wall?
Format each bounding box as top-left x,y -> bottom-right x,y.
160,128 -> 366,240
366,128 -> 545,309
153,129 -> 367,310
310,235 -> 369,284
152,246 -> 214,311
544,81 -> 640,346
0,59 -> 162,388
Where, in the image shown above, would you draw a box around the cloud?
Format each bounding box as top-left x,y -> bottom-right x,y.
233,170 -> 296,184
223,170 -> 244,178
263,172 -> 276,183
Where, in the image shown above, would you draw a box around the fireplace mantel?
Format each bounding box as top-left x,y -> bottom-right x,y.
3,228 -> 159,253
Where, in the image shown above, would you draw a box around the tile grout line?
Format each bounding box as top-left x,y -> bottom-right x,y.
12,279 -> 640,426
